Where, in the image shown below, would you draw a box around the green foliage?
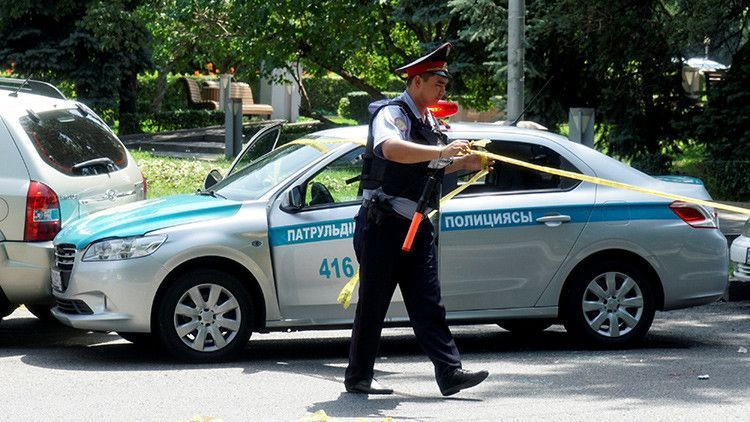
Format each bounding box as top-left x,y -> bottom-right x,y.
121,110 -> 224,134
699,161 -> 750,201
0,0 -> 152,128
136,72 -> 189,113
302,76 -> 358,115
132,150 -> 231,198
629,153 -> 673,175
337,91 -> 400,124
695,40 -> 750,161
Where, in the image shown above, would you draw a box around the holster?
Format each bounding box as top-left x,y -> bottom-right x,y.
363,196 -> 397,225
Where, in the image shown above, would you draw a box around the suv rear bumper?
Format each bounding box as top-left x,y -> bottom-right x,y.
0,241 -> 54,304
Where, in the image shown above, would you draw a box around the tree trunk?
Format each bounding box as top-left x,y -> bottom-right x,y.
150,63 -> 174,113
118,72 -> 140,135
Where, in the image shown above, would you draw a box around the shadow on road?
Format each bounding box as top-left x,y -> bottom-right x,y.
2,301 -> 748,412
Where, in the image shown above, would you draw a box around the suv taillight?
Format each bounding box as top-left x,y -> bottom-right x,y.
669,201 -> 718,229
24,181 -> 61,241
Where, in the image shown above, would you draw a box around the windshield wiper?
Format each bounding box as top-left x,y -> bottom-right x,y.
197,189 -> 227,199
72,157 -> 117,173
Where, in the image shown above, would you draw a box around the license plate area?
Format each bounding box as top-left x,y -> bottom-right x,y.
51,269 -> 70,292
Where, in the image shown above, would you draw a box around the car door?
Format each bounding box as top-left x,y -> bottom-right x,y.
226,122 -> 283,177
266,145 -> 367,321
438,137 -> 596,311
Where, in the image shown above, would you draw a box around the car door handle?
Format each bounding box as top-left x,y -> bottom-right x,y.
535,214 -> 571,227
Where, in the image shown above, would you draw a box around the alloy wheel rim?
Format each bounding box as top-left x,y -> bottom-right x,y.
581,271 -> 644,337
173,283 -> 242,352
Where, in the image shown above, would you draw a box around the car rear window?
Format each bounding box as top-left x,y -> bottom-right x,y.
19,108 -> 127,176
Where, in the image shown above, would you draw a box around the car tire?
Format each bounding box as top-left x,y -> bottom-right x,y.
563,259 -> 655,347
155,269 -> 254,363
498,320 -> 554,334
26,304 -> 59,323
0,289 -> 15,319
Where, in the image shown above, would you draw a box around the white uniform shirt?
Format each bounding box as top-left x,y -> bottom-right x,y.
365,91 -> 435,218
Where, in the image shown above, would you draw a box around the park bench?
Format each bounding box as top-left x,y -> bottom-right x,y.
179,77 -> 273,118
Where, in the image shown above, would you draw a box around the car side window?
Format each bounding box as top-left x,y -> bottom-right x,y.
303,147 -> 365,208
456,140 -> 581,195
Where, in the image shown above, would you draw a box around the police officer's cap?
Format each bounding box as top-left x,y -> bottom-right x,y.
395,42 -> 452,79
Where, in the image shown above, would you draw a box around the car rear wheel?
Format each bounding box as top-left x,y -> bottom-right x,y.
156,270 -> 253,362
563,260 -> 655,347
498,320 -> 553,334
0,289 -> 16,319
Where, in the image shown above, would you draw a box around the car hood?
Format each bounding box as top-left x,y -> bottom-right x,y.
54,194 -> 243,249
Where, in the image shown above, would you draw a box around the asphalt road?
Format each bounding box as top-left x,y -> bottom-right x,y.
1,301 -> 748,422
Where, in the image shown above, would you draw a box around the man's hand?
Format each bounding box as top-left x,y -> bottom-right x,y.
458,154 -> 484,171
446,153 -> 494,174
439,140 -> 470,159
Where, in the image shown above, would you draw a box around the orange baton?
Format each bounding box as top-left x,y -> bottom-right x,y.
402,175 -> 438,252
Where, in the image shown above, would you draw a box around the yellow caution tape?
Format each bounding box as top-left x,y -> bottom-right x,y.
467,140 -> 750,215
337,140 -> 750,308
337,163 -> 490,309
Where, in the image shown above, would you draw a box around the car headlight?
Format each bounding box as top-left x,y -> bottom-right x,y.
83,235 -> 167,261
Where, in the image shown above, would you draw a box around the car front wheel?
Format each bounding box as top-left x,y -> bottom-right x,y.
563,260 -> 655,347
156,270 -> 254,362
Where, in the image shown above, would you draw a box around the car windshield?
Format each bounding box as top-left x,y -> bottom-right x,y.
212,138 -> 355,200
19,108 -> 127,176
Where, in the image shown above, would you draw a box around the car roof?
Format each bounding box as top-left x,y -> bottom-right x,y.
0,90 -> 77,117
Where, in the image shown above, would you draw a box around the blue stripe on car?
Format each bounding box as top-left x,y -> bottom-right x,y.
270,202 -> 681,246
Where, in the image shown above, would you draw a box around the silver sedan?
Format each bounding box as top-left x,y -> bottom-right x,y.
730,219 -> 750,282
51,123 -> 728,362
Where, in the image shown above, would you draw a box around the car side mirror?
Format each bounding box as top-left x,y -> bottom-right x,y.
204,169 -> 223,190
281,185 -> 304,213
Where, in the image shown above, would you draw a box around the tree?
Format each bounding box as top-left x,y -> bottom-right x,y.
0,0 -> 151,131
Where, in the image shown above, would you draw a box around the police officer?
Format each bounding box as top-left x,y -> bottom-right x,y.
345,43 -> 489,396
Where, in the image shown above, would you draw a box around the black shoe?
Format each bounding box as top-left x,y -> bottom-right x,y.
439,369 -> 489,396
345,378 -> 394,395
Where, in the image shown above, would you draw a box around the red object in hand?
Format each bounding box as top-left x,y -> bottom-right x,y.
428,100 -> 459,118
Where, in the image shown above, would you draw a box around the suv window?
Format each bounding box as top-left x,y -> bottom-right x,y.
456,140 -> 581,194
19,108 -> 127,176
303,147 -> 364,208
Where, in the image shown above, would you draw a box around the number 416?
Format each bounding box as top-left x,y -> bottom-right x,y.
319,257 -> 355,279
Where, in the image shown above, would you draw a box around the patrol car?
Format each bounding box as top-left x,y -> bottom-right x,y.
50,123 -> 728,362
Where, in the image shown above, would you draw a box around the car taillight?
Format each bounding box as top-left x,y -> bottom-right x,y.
669,201 -> 718,229
24,181 -> 61,241
427,100 -> 459,118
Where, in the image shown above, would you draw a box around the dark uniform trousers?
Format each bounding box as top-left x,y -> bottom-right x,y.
345,205 -> 462,387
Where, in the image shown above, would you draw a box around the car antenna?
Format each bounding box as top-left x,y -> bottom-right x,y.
9,76 -> 32,98
509,76 -> 553,127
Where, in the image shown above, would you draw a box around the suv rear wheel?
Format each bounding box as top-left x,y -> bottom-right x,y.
155,269 -> 254,362
26,303 -> 58,323
563,259 -> 655,347
0,289 -> 16,319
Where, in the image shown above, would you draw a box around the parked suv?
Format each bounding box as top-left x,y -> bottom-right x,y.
0,78 -> 146,321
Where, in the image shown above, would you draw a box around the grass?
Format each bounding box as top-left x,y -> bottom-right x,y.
132,150 -> 232,198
